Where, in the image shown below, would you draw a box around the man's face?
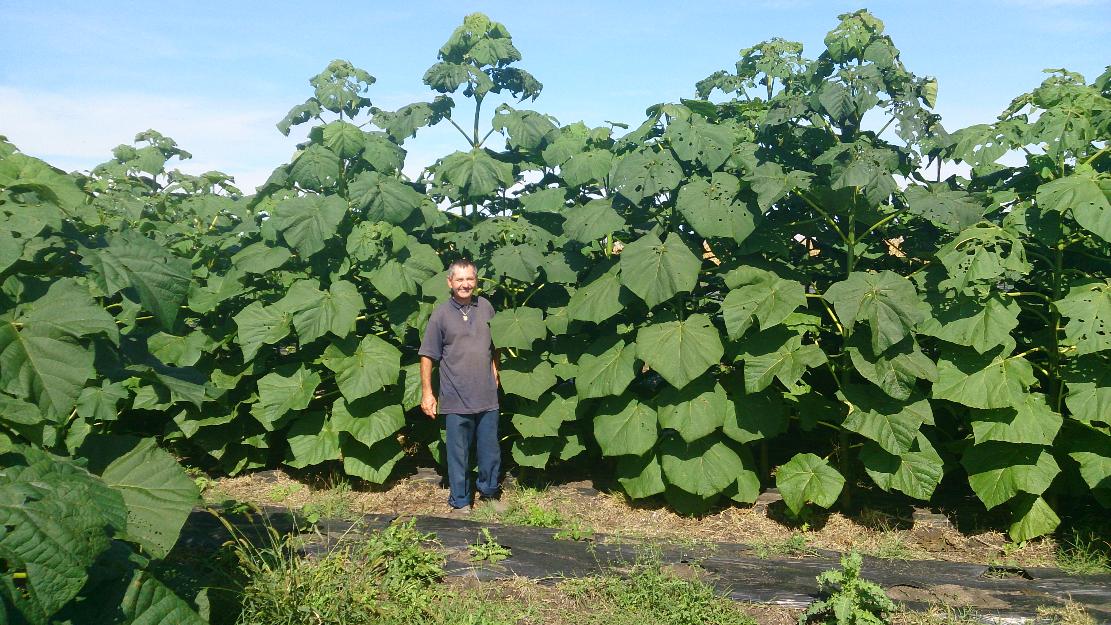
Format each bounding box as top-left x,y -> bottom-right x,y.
447,266 -> 477,301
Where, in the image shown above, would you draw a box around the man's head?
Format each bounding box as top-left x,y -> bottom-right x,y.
446,259 -> 477,302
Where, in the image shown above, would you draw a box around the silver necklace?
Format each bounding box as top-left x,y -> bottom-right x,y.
453,298 -> 473,322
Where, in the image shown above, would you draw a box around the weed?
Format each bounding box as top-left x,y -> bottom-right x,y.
754,532 -> 818,559
300,478 -> 354,523
564,549 -> 755,625
865,531 -> 919,561
554,519 -> 595,542
1036,601 -> 1097,625
798,551 -> 896,624
470,528 -> 512,563
266,483 -> 302,503
1055,529 -> 1111,575
484,486 -> 566,528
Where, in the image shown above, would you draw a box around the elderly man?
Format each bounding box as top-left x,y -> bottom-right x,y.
418,259 -> 502,513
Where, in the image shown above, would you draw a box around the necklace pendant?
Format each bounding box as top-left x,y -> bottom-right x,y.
462,313 -> 469,322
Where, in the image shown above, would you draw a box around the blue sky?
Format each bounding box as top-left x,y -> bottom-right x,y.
2,1 -> 1108,190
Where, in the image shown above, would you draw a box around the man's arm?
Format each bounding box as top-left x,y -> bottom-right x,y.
420,355 -> 437,419
491,348 -> 501,388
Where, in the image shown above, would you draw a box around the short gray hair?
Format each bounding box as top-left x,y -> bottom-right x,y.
447,258 -> 476,279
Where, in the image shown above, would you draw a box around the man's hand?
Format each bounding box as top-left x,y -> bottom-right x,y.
421,391 -> 437,419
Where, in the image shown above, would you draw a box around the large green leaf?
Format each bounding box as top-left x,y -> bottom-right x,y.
284,412 -> 342,468
343,437 -> 405,484
320,120 -> 365,158
1036,164 -> 1111,243
1064,356 -> 1111,425
500,357 -> 556,401
933,346 -> 1035,409
269,194 -> 347,258
920,295 -> 1019,354
860,434 -> 944,501
561,150 -> 614,187
675,173 -> 757,243
721,267 -> 805,339
575,338 -> 638,399
657,379 -> 728,443
322,334 -> 401,401
636,314 -> 723,390
962,442 -> 1060,509
824,271 -> 928,355
22,279 -> 118,345
620,232 -> 701,308
845,334 -> 937,401
288,145 -> 341,190
231,242 -> 292,275
736,326 -> 826,393
233,301 -> 292,361
348,171 -> 423,224
903,184 -> 984,232
89,437 -> 200,558
0,321 -> 94,417
491,244 -> 545,283
567,265 -> 627,323
936,225 -> 1030,297
251,367 -> 321,430
87,232 -> 192,330
841,385 -> 932,455
1055,281 -> 1111,355
1008,494 -> 1061,542
722,388 -> 789,444
970,394 -> 1062,446
611,149 -> 683,204
437,148 -> 514,198
512,393 -> 576,438
114,568 -> 208,625
332,395 -> 405,448
665,117 -> 734,170
776,452 -> 845,515
742,162 -> 812,212
276,279 -> 363,344
617,453 -> 665,499
563,198 -> 625,243
489,306 -> 546,350
1064,425 -> 1111,507
660,435 -> 746,498
594,395 -> 658,456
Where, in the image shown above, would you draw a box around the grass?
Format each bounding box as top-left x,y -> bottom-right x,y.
1055,529 -> 1111,575
473,485 -> 567,527
753,531 -> 818,558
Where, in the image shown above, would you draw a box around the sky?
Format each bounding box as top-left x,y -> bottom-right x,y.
2,1 -> 1108,192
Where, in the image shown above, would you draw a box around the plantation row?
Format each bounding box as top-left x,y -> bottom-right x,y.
3,10 -> 1110,583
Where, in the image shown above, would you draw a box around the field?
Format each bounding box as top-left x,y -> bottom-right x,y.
2,8 -> 1110,624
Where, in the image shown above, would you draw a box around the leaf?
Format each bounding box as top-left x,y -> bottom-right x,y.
611,149 -> 683,204
116,568 -> 208,625
567,265 -> 627,323
348,171 -> 423,224
1036,165 -> 1111,243
519,187 -> 567,213
560,150 -> 614,187
563,198 -> 625,243
76,381 -> 128,422
720,267 -> 806,339
903,184 -> 983,232
322,335 -> 401,402
962,442 -> 1060,509
343,437 -> 405,484
919,295 -> 1019,354
233,301 -> 292,361
933,346 -> 1035,409
22,279 -> 118,345
636,314 -> 723,390
251,367 -> 321,430
824,271 -> 928,355
845,334 -> 937,401
284,412 -> 341,468
665,117 -> 734,170
936,225 -> 1030,297
269,194 -> 347,258
276,279 -> 363,344
321,120 -> 366,158
489,306 -> 546,350
1064,356 -> 1111,425
147,331 -> 206,367
675,173 -> 757,243
620,232 -> 701,308
512,393 -> 577,438
231,242 -> 291,275
491,244 -> 545,283
736,326 -> 827,393
493,106 -> 559,151
437,148 -> 514,199
90,437 -> 200,558
0,321 -> 94,417
742,162 -> 812,212
500,357 -> 556,401
1008,494 -> 1060,542
722,388 -> 789,444
575,338 -> 638,399
971,393 -> 1062,447
332,395 -> 405,448
841,385 -> 932,455
617,453 -> 666,498
87,232 -> 192,330
860,434 -> 944,501
594,395 -> 658,456
361,131 -> 406,172
776,452 -> 845,515
288,144 -> 341,190
1064,425 -> 1111,507
1055,281 -> 1111,355
512,437 -> 557,469
660,435 -> 746,498
657,379 -> 728,443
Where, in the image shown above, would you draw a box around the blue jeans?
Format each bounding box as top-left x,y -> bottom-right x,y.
445,410 -> 501,508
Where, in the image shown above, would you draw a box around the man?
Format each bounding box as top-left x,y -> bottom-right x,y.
418,259 -> 502,513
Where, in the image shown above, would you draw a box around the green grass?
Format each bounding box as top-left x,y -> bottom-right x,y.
753,532 -> 817,559
474,486 -> 567,528
1055,529 -> 1111,575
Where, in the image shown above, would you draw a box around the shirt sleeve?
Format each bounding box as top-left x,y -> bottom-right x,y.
418,309 -> 443,360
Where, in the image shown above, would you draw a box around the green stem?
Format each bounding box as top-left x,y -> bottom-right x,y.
797,190 -> 847,243
447,117 -> 473,146
859,208 -> 907,240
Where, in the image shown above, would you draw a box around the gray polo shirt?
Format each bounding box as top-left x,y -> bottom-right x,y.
418,296 -> 499,414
